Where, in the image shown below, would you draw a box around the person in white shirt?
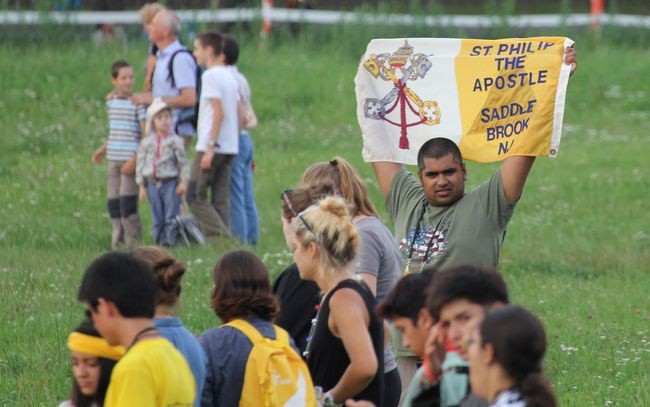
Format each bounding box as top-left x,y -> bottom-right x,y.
187,31 -> 240,238
222,34 -> 260,246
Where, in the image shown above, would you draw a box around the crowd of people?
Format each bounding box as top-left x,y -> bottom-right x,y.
93,3 -> 259,248
75,2 -> 579,406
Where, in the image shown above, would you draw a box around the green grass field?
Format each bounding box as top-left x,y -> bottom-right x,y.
0,34 -> 648,405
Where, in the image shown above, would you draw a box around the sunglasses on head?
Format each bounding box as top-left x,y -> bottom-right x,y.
281,189 -> 297,217
281,189 -> 319,242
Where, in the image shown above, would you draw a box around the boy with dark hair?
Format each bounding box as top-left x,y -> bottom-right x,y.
92,60 -> 145,249
377,269 -> 437,407
427,264 -> 509,323
412,264 -> 509,407
376,268 -> 467,407
78,252 -> 195,407
187,31 -> 240,238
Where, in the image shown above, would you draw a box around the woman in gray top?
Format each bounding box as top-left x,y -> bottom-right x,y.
301,157 -> 402,407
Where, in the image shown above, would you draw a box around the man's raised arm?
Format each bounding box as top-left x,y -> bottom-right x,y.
372,162 -> 403,198
500,46 -> 577,204
500,156 -> 535,204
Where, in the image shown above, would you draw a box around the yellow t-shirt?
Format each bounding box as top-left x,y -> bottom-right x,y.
105,338 -> 195,407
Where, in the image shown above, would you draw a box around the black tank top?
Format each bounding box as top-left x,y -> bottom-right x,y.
272,263 -> 320,354
307,278 -> 384,405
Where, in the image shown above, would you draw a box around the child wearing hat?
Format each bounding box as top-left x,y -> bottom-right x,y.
136,98 -> 190,246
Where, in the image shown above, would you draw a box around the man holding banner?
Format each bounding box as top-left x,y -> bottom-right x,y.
355,37 -> 576,401
357,38 -> 576,273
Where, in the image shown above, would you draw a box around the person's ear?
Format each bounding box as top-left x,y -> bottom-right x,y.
461,162 -> 468,181
417,308 -> 433,329
483,342 -> 496,365
97,297 -> 118,317
307,241 -> 319,260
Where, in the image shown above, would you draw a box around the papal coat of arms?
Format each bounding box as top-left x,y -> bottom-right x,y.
362,40 -> 441,149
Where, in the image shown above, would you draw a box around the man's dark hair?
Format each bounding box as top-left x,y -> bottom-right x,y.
417,137 -> 463,170
222,34 -> 239,66
197,31 -> 223,56
77,252 -> 156,318
377,267 -> 437,324
110,59 -> 130,79
427,264 -> 509,321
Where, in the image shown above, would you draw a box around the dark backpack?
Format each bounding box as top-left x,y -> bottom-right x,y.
165,49 -> 204,134
172,214 -> 205,246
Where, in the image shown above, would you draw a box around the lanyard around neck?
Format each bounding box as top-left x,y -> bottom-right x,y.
404,200 -> 450,274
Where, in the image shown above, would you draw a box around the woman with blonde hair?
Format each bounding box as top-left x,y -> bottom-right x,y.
292,196 -> 384,406
301,157 -> 402,405
132,245 -> 206,407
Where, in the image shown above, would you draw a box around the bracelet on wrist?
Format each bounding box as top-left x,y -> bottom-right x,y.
322,391 -> 342,407
422,358 -> 441,383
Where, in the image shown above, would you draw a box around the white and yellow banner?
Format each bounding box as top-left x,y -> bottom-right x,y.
355,37 -> 574,163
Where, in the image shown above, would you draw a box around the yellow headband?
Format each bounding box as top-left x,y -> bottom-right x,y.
67,332 -> 125,361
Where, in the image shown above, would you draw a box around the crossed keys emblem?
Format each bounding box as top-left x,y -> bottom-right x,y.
363,40 -> 441,149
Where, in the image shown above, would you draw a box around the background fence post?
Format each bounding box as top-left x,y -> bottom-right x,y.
591,0 -> 605,30
261,0 -> 273,41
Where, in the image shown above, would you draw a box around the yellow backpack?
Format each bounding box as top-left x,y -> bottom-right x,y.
224,319 -> 317,407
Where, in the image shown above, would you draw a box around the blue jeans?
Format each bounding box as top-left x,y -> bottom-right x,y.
229,132 -> 259,245
146,178 -> 180,245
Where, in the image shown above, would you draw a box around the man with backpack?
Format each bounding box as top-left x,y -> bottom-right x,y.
133,9 -> 197,147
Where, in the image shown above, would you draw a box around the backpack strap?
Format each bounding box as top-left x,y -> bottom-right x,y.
167,49 -> 194,89
273,325 -> 291,348
225,320 -> 293,350
224,319 -> 267,343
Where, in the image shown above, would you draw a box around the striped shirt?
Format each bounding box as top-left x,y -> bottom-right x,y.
106,97 -> 146,161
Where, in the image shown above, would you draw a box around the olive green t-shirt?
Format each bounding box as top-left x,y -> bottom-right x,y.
387,167 -> 516,274
387,167 -> 516,357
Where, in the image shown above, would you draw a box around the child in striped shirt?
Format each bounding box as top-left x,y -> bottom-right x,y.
92,60 -> 146,249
